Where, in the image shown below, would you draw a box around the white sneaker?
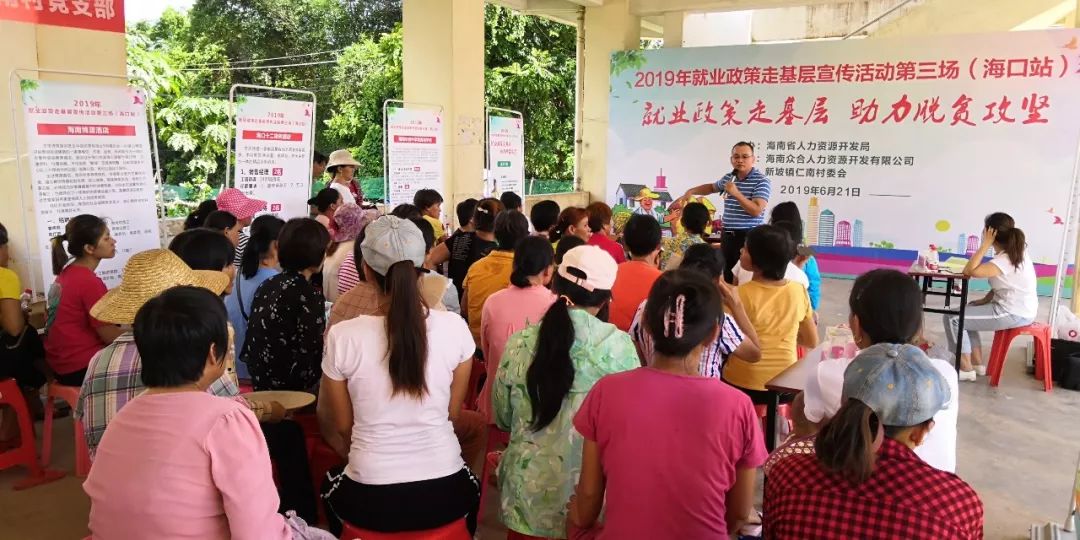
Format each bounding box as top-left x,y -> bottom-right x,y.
973,365 -> 987,376
959,370 -> 977,382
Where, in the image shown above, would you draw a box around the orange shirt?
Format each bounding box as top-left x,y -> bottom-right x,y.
609,260 -> 662,332
463,250 -> 515,345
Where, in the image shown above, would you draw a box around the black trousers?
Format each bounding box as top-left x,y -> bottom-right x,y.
726,382 -> 796,406
321,465 -> 480,537
262,420 -> 317,524
720,228 -> 750,284
54,368 -> 87,387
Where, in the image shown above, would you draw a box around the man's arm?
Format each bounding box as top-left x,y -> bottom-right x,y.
673,181 -> 721,209
724,181 -> 767,217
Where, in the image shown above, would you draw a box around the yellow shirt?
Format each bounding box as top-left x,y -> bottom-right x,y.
422,215 -> 445,240
463,250 -> 514,345
722,280 -> 812,391
0,267 -> 21,300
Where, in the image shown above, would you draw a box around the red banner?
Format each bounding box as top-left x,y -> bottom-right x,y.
241,130 -> 304,142
0,1 -> 124,33
393,135 -> 437,144
36,123 -> 135,136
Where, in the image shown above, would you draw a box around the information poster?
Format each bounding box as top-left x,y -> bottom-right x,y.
488,115 -> 525,197
233,96 -> 314,220
606,29 -> 1080,294
386,107 -> 444,207
21,80 -> 159,291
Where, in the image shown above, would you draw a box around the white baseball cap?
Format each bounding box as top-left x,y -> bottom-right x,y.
557,245 -> 618,292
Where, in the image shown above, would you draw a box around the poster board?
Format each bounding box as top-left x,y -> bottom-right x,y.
231,93 -> 314,220
20,79 -> 160,291
487,111 -> 525,198
606,29 -> 1080,297
384,104 -> 444,208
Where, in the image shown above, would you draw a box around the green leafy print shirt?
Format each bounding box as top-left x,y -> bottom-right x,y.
493,309 -> 639,538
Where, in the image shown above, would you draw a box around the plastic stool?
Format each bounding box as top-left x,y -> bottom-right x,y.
0,378 -> 64,489
340,518 -> 471,540
42,382 -> 91,477
477,425 -> 510,523
987,322 -> 1052,392
755,404 -> 794,432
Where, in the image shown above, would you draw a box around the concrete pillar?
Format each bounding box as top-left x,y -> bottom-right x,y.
402,0 -> 486,206
0,21 -> 125,290
664,12 -> 685,48
579,0 -> 640,204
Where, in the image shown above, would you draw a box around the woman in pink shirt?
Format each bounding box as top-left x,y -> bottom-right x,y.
478,236 -> 556,422
569,270 -> 767,539
84,286 -> 326,540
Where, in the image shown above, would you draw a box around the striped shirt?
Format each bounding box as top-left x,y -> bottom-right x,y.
714,167 -> 771,230
233,231 -> 249,266
628,300 -> 746,379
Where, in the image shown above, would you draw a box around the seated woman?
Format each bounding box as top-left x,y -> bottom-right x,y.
308,187 -> 342,236
184,199 -> 218,230
946,212 -> 1038,381
550,207 -> 592,250
427,197 -> 502,298
44,214 -> 123,386
244,218 -> 330,392
763,344 -> 982,539
630,243 -> 760,378
204,210 -> 243,249
0,222 -> 46,443
463,210 -> 530,345
323,203 -> 373,303
767,269 -> 960,474
225,214 -> 285,379
84,286 -> 331,539
569,270 -> 766,538
319,216 -> 479,536
494,245 -> 637,539
659,202 -> 709,270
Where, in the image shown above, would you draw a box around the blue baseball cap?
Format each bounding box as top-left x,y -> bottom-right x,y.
842,343 -> 951,427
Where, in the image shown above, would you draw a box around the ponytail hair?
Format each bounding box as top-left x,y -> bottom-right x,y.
985,212 -> 1025,268
240,214 -> 286,280
550,207 -> 587,243
184,200 -> 218,230
644,270 -> 721,357
815,399 -> 880,484
52,214 -> 107,275
510,236 -> 554,288
526,271 -> 611,431
472,198 -> 503,233
370,260 -> 429,399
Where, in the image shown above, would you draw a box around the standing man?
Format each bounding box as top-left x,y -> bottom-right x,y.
674,141 -> 770,283
312,151 -> 328,183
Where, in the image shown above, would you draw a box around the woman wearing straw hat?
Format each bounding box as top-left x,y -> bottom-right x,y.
325,149 -> 363,206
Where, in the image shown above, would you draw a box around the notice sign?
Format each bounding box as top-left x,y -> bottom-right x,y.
386,107 -> 444,207
21,80 -> 159,290
233,96 -> 313,220
488,115 -> 524,198
606,29 -> 1080,292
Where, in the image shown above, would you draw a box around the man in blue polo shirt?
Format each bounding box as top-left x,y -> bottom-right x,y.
674,141 -> 771,283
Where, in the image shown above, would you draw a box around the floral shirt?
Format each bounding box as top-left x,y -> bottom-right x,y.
493,310 -> 638,538
660,231 -> 706,270
242,271 -> 326,391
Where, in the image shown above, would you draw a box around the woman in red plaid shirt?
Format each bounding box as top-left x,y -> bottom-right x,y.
763,343 -> 983,539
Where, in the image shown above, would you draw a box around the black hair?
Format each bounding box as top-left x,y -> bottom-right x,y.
554,236 -> 586,265
456,198 -> 479,228
849,269 -> 923,344
494,210 -> 530,251
500,191 -> 523,211
240,214 -> 286,280
770,201 -> 802,225
204,210 -> 238,232
307,187 -> 341,213
410,218 -> 436,254
135,286 -> 229,388
184,200 -> 218,230
277,218 -> 330,272
527,271 -> 612,431
390,204 -> 421,221
644,270 -> 722,357
679,243 -> 725,281
745,224 -> 791,281
472,198 -> 503,233
530,200 -> 561,235
168,228 -> 235,271
985,212 -> 1026,267
772,220 -> 802,261
510,236 -> 554,288
368,258 -> 430,399
0,222 -> 8,247
413,189 -> 444,211
680,202 -> 710,235
51,214 -> 108,275
732,141 -> 755,154
623,214 -> 661,257
313,151 -> 328,165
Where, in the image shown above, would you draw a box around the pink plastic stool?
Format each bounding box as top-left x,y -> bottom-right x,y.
340,518 -> 471,540
987,322 -> 1053,392
42,382 -> 91,477
0,378 -> 64,489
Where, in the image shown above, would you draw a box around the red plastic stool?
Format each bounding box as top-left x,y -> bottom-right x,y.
42,382 -> 91,477
477,425 -> 510,523
987,322 -> 1053,392
340,518 -> 471,540
0,378 -> 64,489
507,531 -> 553,540
754,404 -> 794,432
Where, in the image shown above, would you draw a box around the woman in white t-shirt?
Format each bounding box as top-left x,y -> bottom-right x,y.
945,212 -> 1038,381
318,216 -> 479,536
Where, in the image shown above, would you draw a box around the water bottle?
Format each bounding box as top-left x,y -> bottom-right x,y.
19,289 -> 32,312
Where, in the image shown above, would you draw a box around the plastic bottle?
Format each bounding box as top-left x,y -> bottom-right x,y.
19,289 -> 32,312
927,244 -> 940,272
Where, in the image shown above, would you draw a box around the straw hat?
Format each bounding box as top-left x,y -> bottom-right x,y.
326,149 -> 361,170
90,249 -> 231,324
